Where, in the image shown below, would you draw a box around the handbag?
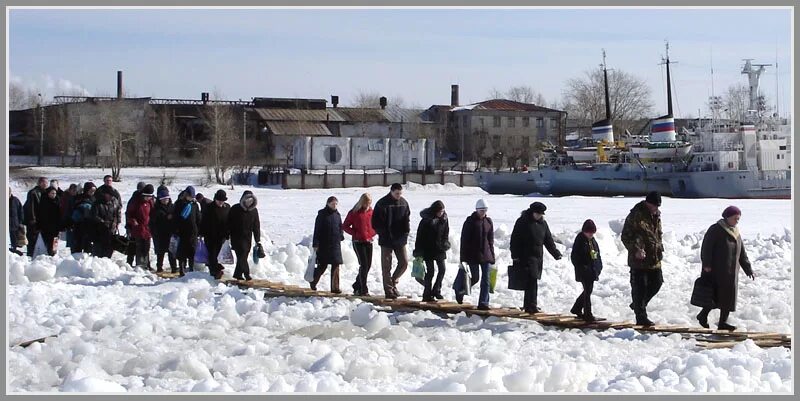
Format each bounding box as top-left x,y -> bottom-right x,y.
411,257 -> 426,285
194,238 -> 209,264
111,234 -> 129,254
508,262 -> 529,291
690,274 -> 716,308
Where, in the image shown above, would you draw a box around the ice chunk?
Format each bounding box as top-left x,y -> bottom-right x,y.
62,377 -> 126,392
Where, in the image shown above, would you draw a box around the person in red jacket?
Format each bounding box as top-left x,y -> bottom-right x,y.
128,184 -> 155,270
342,193 -> 377,295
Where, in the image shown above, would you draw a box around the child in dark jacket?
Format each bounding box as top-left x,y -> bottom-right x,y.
569,219 -> 603,322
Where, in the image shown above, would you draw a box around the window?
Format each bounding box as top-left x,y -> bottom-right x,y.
367,139 -> 384,151
536,118 -> 544,128
523,117 -> 530,127
728,162 -> 734,168
492,135 -> 501,149
507,136 -> 514,146
493,116 -> 501,127
507,117 -> 516,128
522,137 -> 530,148
550,118 -> 557,128
777,155 -> 780,160
480,118 -> 485,128
325,146 -> 342,164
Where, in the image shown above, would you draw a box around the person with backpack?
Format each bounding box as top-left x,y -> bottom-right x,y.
23,177 -> 48,256
150,186 -> 177,273
71,182 -> 96,254
342,193 -> 377,296
457,199 -> 495,309
201,190 -> 231,280
228,190 -> 261,281
413,200 -> 450,302
129,184 -> 155,270
569,219 -> 602,322
310,196 -> 344,292
173,186 -> 201,276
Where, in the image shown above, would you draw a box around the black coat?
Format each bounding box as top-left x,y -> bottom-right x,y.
414,208 -> 450,260
312,206 -> 344,265
150,200 -> 175,241
97,184 -> 123,223
201,201 -> 231,242
570,233 -> 603,282
371,193 -> 411,248
510,210 -> 561,281
9,195 -> 23,234
700,221 -> 753,312
92,196 -> 121,236
173,198 -> 202,242
459,212 -> 495,264
228,194 -> 260,251
37,196 -> 62,235
23,186 -> 45,226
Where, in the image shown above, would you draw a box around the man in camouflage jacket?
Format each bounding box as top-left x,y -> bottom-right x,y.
621,191 -> 664,326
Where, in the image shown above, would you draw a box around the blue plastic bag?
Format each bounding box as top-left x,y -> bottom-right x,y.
194,238 -> 209,264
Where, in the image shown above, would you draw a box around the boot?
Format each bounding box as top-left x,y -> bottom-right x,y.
570,305 -> 584,318
717,322 -> 737,331
696,310 -> 710,329
636,315 -> 654,327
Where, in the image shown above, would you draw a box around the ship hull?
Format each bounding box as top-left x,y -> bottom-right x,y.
665,170 -> 791,199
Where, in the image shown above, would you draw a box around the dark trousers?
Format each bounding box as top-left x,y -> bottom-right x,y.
423,258 -> 446,299
41,231 -> 58,256
380,245 -> 408,296
126,231 -> 136,265
232,246 -> 251,279
177,236 -> 196,273
72,225 -> 93,254
152,233 -> 175,271
698,307 -> 731,323
25,225 -> 38,256
523,277 -> 539,311
92,234 -> 113,258
455,263 -> 490,306
311,263 -> 340,292
572,279 -> 595,316
630,269 -> 663,318
205,238 -> 224,276
134,237 -> 151,269
351,241 -> 373,294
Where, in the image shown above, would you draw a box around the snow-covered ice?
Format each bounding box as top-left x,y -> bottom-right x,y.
7,167 -> 793,392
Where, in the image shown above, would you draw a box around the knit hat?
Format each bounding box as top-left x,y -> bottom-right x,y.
184,186 -> 196,198
136,181 -> 146,191
530,201 -> 547,214
645,191 -> 662,206
196,193 -> 205,201
83,182 -> 96,193
157,187 -> 170,200
214,190 -> 227,202
141,184 -> 155,197
722,205 -> 741,218
582,219 -> 597,233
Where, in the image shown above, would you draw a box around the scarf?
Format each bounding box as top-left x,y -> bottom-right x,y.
717,219 -> 742,273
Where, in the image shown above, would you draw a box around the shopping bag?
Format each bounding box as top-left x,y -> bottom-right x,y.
33,234 -> 47,257
194,238 -> 209,264
304,249 -> 317,282
168,235 -> 179,256
462,262 -> 472,296
112,234 -> 129,254
411,257 -> 426,285
690,274 -> 716,308
488,264 -> 498,294
217,240 -> 235,265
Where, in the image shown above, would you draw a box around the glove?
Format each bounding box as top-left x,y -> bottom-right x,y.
747,272 -> 755,280
256,243 -> 266,259
554,252 -> 562,260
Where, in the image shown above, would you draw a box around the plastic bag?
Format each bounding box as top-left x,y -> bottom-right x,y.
168,235 -> 179,256
304,249 -> 316,282
33,234 -> 47,257
194,238 -> 208,264
217,240 -> 234,265
411,257 -> 425,284
488,264 -> 498,294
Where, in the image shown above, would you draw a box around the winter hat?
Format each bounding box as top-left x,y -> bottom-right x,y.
157,187 -> 170,200
196,193 -> 205,202
83,182 -> 96,193
184,186 -> 196,198
214,190 -> 227,202
645,191 -> 662,206
582,219 -> 597,233
722,205 -> 742,218
530,201 -> 547,214
136,181 -> 146,191
141,184 -> 155,197
475,199 -> 489,210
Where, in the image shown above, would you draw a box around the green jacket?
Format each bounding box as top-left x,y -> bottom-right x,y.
621,201 -> 664,269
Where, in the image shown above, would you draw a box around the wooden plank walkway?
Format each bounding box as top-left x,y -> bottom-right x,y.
155,273 -> 792,349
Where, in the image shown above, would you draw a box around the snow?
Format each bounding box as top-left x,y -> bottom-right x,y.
6,167 -> 793,393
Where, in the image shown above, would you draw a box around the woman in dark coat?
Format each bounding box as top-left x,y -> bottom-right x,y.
696,206 -> 754,331
569,219 -> 602,322
413,200 -> 450,302
91,189 -> 121,258
150,186 -> 177,273
9,187 -> 24,254
510,202 -> 562,313
71,182 -> 96,254
311,196 -> 344,292
456,199 -> 495,309
173,186 -> 202,276
201,190 -> 231,280
37,187 -> 62,256
228,190 -> 261,281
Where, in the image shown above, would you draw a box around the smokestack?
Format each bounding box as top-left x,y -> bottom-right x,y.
451,84 -> 459,107
201,92 -> 209,105
379,96 -> 387,110
116,71 -> 123,99
331,95 -> 339,108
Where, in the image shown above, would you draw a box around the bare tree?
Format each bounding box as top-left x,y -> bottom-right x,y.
561,68 -> 654,134
200,91 -> 238,184
489,86 -> 547,106
98,100 -> 136,181
49,106 -> 72,165
720,83 -> 754,122
148,106 -> 179,166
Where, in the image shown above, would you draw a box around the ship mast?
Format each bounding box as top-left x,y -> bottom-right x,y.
659,41 -> 675,117
602,49 -> 611,120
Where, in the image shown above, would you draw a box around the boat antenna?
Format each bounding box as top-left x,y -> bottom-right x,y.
602,49 -> 611,120
658,40 -> 677,117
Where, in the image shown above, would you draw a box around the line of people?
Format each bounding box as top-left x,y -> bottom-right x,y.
9,177 -> 755,330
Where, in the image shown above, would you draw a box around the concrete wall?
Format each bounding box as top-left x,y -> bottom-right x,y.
293,137 -> 435,171
274,171 -> 476,189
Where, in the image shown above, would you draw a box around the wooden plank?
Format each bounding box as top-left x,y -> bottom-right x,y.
14,335 -> 57,348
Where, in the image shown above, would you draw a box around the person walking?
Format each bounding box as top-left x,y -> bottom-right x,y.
371,183 -> 411,299
71,182 -> 96,254
510,202 -> 562,313
173,186 -> 201,276
621,191 -> 665,326
23,177 -> 48,256
342,193 -> 377,296
150,186 -> 177,273
9,187 -> 24,255
91,188 -> 121,258
569,219 -> 603,322
310,196 -> 344,292
456,199 -> 495,309
201,190 -> 231,280
695,206 -> 754,331
128,184 -> 155,270
413,200 -> 450,302
228,190 -> 261,281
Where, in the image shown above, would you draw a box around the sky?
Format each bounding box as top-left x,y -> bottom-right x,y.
8,7 -> 793,118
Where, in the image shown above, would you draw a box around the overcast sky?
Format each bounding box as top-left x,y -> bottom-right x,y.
9,7 -> 793,118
